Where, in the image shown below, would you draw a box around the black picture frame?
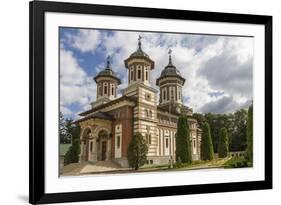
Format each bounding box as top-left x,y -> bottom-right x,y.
29,0 -> 272,204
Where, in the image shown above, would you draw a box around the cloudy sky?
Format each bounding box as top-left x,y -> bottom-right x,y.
59,27 -> 253,119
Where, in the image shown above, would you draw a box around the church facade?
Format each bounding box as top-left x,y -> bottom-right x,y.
75,37 -> 202,167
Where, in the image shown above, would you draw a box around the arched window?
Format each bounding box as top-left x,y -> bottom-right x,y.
111,86 -> 114,95
137,69 -> 141,79
104,84 -> 107,95
163,89 -> 166,100
131,70 -> 134,81
98,85 -> 102,96
145,68 -> 148,81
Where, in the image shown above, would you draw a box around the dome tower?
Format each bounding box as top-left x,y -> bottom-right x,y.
91,56 -> 121,108
156,49 -> 186,113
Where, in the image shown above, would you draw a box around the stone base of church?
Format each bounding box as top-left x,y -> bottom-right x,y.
113,157 -> 129,168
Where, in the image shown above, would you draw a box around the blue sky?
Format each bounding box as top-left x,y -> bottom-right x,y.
59,27 -> 253,120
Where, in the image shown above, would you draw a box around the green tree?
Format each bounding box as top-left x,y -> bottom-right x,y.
230,109 -> 247,151
64,124 -> 81,165
64,138 -> 80,165
218,127 -> 229,158
59,112 -> 67,144
200,122 -> 214,160
246,105 -> 253,163
176,115 -> 192,164
193,113 -> 205,128
127,133 -> 148,170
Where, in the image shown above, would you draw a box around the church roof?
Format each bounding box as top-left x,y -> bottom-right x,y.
78,95 -> 137,117
124,35 -> 155,69
74,111 -> 113,124
156,49 -> 185,85
94,57 -> 121,84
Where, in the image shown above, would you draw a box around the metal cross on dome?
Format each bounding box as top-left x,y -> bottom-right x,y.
168,48 -> 172,64
106,55 -> 111,68
138,35 -> 142,48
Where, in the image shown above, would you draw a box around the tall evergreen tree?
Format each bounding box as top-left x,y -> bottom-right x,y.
218,127 -> 229,158
246,105 -> 253,163
200,122 -> 214,160
127,133 -> 148,170
176,115 -> 192,164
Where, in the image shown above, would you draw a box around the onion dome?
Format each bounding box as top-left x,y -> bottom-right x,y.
156,49 -> 185,85
124,35 -> 155,69
94,56 -> 121,84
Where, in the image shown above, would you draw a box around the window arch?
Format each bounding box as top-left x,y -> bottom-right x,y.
137,69 -> 141,79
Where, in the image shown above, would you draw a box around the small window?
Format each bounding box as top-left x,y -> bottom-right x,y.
171,89 -> 174,99
146,134 -> 151,145
193,140 -> 196,148
166,138 -> 169,148
117,135 -> 120,148
149,110 -> 153,118
104,85 -> 107,95
138,69 -> 141,79
131,70 -> 134,80
163,90 -> 166,100
111,86 -> 114,95
145,93 -> 151,101
145,70 -> 148,80
150,160 -> 153,164
98,86 -> 102,96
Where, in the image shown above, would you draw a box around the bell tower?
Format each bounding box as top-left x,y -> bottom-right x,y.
124,35 -> 155,87
156,49 -> 186,113
91,56 -> 121,108
123,36 -> 158,157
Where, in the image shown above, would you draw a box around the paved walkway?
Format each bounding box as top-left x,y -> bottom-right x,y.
61,161 -> 129,176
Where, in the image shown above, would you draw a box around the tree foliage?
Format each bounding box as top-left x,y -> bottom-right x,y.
195,108 -> 248,153
64,137 -> 80,165
62,117 -> 81,165
127,133 -> 148,170
218,127 -> 229,158
200,122 -> 214,160
59,112 -> 73,144
176,115 -> 192,164
246,105 -> 253,163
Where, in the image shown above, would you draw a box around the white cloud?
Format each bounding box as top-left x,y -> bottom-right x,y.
61,29 -> 253,115
60,47 -> 96,117
66,29 -> 101,53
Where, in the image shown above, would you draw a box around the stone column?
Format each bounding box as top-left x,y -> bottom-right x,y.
92,139 -> 98,161
106,139 -> 111,161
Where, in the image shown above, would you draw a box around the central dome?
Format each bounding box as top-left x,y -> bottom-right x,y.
130,46 -> 149,58
124,35 -> 154,69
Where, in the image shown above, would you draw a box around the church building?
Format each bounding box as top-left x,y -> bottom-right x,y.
75,37 -> 202,167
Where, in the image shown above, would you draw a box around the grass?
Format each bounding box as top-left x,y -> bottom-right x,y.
171,157 -> 231,170
223,155 -> 252,168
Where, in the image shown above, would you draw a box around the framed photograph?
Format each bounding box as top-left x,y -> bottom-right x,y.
29,0 -> 272,204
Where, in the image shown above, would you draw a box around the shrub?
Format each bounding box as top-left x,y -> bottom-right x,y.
223,156 -> 250,168
64,138 -> 80,165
